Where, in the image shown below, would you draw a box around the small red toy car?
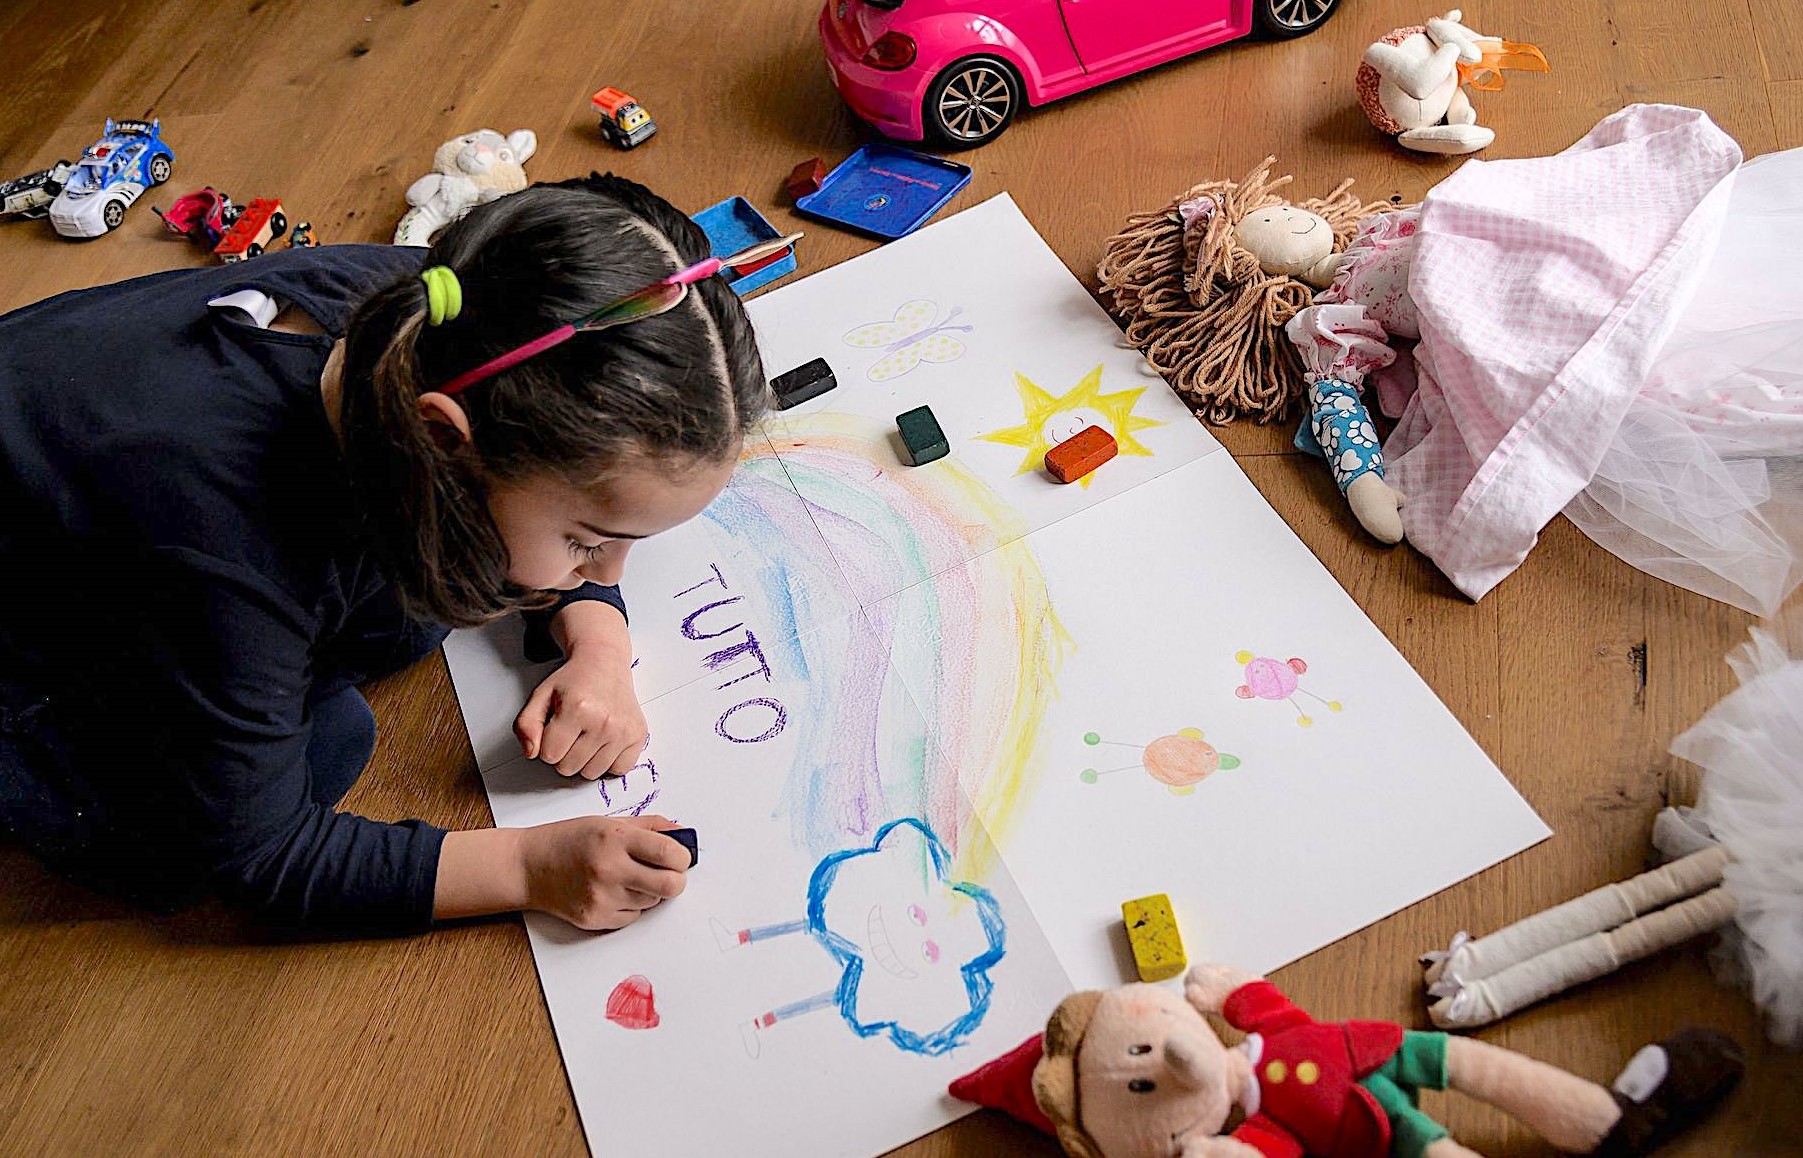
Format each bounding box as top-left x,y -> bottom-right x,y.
154,186 -> 239,248
213,198 -> 288,262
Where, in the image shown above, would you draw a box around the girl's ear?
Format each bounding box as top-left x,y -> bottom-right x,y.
416,391 -> 474,450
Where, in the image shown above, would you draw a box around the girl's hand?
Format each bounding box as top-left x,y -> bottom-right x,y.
515,645 -> 648,780
520,815 -> 691,931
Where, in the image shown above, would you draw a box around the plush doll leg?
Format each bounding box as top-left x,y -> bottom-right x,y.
1447,1031 -> 1744,1157
1430,886 -> 1737,1029
1396,123 -> 1496,154
1285,305 -> 1407,543
1444,85 -> 1479,126
1423,847 -> 1728,989
1305,377 -> 1405,543
1361,1034 -> 1479,1157
1445,1037 -> 1620,1153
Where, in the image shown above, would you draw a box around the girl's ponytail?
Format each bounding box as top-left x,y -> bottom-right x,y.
340,273 -> 538,627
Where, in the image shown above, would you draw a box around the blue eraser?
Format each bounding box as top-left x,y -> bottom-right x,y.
664,827 -> 699,867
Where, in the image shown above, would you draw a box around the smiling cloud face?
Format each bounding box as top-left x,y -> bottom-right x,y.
805,818 -> 1005,1056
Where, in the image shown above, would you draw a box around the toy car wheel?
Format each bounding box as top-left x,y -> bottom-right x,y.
147,155 -> 173,185
1252,0 -> 1339,38
101,200 -> 126,231
924,56 -> 1021,149
269,211 -> 288,237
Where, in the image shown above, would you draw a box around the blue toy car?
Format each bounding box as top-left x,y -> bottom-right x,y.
48,118 -> 175,239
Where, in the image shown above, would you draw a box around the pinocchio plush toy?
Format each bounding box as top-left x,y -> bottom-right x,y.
950,963 -> 1742,1158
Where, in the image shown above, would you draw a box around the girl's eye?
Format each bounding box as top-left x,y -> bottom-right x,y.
568,538 -> 611,562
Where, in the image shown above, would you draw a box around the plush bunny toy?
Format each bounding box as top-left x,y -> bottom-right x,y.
952,963 -> 1743,1158
1357,10 -> 1548,155
392,128 -> 537,246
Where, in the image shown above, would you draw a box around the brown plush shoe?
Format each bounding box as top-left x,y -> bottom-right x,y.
1593,1028 -> 1745,1157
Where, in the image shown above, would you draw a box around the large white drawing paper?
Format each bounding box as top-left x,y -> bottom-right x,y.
441,195 -> 1550,1158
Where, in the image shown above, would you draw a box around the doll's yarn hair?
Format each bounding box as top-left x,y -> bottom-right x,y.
1097,156 -> 1394,424
1031,990 -> 1106,1158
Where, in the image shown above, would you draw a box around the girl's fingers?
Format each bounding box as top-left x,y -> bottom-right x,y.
621,856 -> 688,898
559,731 -> 608,779
537,712 -> 583,770
514,682 -> 556,760
605,735 -> 646,776
626,825 -> 693,872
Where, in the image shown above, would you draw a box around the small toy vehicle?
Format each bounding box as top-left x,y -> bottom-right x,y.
1,161 -> 74,219
591,87 -> 658,148
48,118 -> 176,237
821,0 -> 1340,148
213,197 -> 288,262
154,186 -> 240,248
287,221 -> 318,248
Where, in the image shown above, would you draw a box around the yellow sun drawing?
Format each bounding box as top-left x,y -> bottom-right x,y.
977,365 -> 1163,487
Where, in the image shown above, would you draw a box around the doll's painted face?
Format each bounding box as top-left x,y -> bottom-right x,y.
1077,984 -> 1236,1158
1234,206 -> 1336,278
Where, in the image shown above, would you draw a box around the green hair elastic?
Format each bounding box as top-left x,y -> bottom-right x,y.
420,266 -> 462,326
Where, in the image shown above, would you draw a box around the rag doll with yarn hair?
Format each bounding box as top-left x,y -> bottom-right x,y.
1096,157 -> 1398,426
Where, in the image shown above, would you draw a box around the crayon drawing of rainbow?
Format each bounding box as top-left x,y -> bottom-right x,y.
699,414 -> 1069,884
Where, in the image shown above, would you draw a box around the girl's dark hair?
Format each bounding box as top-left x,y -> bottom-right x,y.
339,174 -> 768,627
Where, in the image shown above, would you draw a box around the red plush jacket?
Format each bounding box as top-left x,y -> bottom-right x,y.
1221,981 -> 1406,1158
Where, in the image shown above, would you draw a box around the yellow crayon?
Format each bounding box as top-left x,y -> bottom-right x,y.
1122,893 -> 1187,982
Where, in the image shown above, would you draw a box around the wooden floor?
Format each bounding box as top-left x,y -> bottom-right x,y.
1,1 -> 1798,1154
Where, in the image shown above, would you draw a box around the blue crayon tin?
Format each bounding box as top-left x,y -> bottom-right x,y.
795,144 -> 973,241
691,196 -> 797,295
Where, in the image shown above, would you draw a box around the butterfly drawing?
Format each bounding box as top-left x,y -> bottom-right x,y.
842,299 -> 973,382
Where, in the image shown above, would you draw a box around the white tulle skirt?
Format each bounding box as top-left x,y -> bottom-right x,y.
1659,617 -> 1803,1047
1566,146 -> 1803,616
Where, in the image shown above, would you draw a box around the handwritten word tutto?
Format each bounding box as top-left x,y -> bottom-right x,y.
675,564 -> 789,744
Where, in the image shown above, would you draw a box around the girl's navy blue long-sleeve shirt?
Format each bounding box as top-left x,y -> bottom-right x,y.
0,245 -> 622,933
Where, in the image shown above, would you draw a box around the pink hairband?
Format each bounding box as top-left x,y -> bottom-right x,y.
431,232 -> 801,398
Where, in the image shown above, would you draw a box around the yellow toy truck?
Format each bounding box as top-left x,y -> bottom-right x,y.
591,87 -> 657,149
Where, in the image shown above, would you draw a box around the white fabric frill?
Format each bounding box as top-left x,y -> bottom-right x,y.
1658,617 -> 1803,1047
1566,145 -> 1803,615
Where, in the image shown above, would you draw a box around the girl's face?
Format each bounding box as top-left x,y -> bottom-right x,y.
487,453 -> 736,592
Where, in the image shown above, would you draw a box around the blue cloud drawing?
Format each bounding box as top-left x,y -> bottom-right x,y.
804,817 -> 1006,1056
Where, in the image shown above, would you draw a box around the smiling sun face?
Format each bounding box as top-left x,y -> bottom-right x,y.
978,365 -> 1162,488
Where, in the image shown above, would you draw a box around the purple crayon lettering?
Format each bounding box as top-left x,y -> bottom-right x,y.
674,563 -> 730,599
716,697 -> 787,744
707,630 -> 775,690
604,789 -> 660,818
682,596 -> 745,641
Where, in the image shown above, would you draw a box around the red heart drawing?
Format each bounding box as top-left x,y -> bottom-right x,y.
605,974 -> 660,1030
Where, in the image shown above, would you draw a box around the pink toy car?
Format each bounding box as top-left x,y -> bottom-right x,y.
821,0 -> 1340,148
